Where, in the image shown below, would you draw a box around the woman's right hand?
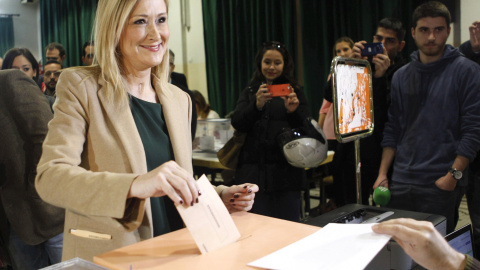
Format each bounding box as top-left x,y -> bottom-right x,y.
128,161 -> 200,206
256,84 -> 272,110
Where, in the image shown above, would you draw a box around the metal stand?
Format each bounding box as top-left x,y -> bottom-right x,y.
354,139 -> 362,204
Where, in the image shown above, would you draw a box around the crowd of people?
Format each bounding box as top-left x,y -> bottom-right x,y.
1,0 -> 480,269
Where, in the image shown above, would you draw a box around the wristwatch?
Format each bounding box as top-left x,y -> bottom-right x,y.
449,168 -> 463,180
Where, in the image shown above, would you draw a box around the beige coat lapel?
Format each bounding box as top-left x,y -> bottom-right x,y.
96,76 -> 147,175
96,76 -> 152,234
153,77 -> 193,174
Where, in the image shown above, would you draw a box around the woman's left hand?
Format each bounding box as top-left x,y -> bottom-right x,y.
284,92 -> 300,113
220,184 -> 259,213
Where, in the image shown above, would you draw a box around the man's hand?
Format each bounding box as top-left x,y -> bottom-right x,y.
372,219 -> 466,270
469,21 -> 480,53
372,47 -> 390,78
373,176 -> 389,189
435,173 -> 457,191
351,41 -> 367,59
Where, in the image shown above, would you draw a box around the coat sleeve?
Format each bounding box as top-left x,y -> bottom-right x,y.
286,87 -> 311,126
459,41 -> 480,65
35,70 -> 142,230
381,71 -> 402,149
231,86 -> 263,132
457,61 -> 480,160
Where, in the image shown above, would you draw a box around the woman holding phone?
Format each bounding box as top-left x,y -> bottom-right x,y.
231,41 -> 311,222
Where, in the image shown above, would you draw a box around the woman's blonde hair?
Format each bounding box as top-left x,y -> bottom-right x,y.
94,0 -> 170,103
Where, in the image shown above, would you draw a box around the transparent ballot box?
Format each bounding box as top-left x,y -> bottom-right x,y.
194,118 -> 234,152
40,258 -> 109,270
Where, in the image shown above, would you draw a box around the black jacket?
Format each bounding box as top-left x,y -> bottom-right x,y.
170,72 -> 196,138
231,76 -> 311,192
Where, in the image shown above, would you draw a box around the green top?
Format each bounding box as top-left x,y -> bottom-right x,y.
130,95 -> 184,236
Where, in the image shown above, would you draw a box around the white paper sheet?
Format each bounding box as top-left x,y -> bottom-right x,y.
248,223 -> 391,270
176,175 -> 240,254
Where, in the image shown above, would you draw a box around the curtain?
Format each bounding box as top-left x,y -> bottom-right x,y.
202,0 -> 425,119
40,0 -> 98,67
202,0 -> 297,117
300,0 -> 408,117
0,17 -> 14,58
300,0 -> 428,117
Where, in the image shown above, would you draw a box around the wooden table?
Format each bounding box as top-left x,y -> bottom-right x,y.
192,151 -> 228,170
94,212 -> 320,269
193,150 -> 334,170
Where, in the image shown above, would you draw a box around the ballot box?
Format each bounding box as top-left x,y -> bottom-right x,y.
306,204 -> 446,270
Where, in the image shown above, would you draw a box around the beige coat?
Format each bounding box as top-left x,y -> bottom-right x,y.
36,67 -> 225,261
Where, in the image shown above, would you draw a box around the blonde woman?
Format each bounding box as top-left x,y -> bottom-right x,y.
35,0 -> 258,261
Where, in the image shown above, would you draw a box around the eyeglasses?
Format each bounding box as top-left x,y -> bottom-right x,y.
374,35 -> 398,45
44,70 -> 62,78
263,41 -> 285,49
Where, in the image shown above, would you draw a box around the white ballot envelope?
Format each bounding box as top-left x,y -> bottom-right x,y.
176,174 -> 240,254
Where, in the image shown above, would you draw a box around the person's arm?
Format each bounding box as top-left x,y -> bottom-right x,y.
318,113 -> 327,128
373,147 -> 396,189
459,22 -> 480,65
371,46 -> 391,78
372,218 -> 467,270
469,21 -> 480,53
435,156 -> 470,191
455,63 -> 480,167
231,85 -> 264,132
351,40 -> 368,60
35,70 -> 146,222
373,72 -> 402,189
285,86 -> 311,125
318,99 -> 331,128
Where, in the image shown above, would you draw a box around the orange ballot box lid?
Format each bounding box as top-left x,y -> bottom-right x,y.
94,212 -> 320,269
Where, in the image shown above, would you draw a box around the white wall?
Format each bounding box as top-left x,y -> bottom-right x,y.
0,0 -> 41,60
168,0 -> 185,73
169,0 -> 209,100
163,0 -> 210,101
183,0 -> 208,98
460,0 -> 480,43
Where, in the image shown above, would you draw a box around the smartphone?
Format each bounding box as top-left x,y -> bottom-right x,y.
361,42 -> 383,57
267,84 -> 292,97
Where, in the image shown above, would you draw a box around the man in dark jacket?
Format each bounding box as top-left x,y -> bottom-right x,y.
0,70 -> 65,269
460,20 -> 480,258
374,2 -> 480,234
